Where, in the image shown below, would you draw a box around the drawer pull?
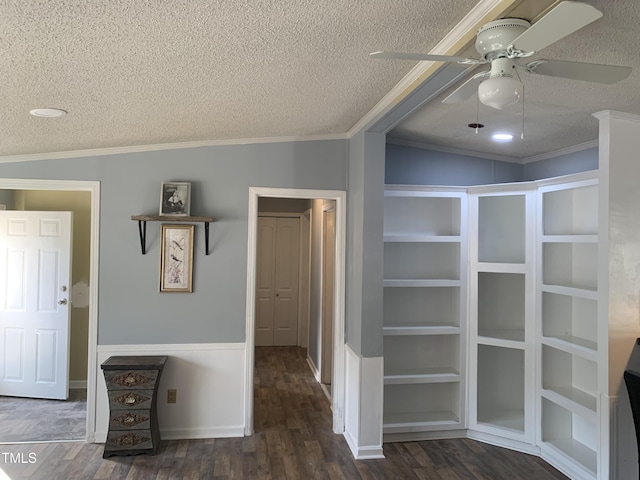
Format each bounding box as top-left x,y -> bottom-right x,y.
125,396 -> 136,405
125,375 -> 136,385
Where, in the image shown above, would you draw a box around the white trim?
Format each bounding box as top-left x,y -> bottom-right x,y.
593,109 -> 640,123
0,134 -> 348,164
245,187 -> 347,436
69,380 -> 87,389
160,426 -> 245,440
0,178 -> 100,443
96,342 -> 245,352
307,355 -> 321,383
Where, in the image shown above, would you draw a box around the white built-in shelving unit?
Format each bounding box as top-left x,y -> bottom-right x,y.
537,173 -> 599,480
468,185 -> 537,445
382,187 -> 467,438
381,172 -> 603,478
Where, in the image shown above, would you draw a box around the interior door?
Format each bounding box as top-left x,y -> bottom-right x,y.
255,216 -> 300,346
0,211 -> 73,400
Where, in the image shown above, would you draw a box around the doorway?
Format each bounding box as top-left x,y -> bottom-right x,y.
245,187 -> 346,436
0,179 -> 100,444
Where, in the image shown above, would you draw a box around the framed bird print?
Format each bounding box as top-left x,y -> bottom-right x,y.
160,224 -> 194,292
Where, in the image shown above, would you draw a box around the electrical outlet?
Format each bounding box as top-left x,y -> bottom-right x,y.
167,389 -> 177,403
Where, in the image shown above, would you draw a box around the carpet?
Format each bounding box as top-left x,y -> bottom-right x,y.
0,389 -> 86,443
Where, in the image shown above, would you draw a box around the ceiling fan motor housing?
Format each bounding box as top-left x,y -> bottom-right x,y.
475,18 -> 531,59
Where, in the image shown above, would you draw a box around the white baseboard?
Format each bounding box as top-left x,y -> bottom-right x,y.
307,355 -> 320,383
70,380 -> 87,389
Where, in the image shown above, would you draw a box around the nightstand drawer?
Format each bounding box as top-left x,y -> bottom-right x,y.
104,369 -> 159,390
106,429 -> 154,451
108,389 -> 153,410
109,409 -> 152,430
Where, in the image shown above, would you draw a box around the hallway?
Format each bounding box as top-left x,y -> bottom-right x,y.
0,347 -> 566,479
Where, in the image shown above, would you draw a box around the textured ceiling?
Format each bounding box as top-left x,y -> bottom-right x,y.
0,0 -> 477,157
390,0 -> 640,160
1,1 -> 635,161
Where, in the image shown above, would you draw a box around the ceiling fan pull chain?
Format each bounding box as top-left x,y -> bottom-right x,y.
521,84 -> 526,140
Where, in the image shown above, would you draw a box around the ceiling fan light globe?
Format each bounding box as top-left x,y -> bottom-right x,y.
477,76 -> 523,110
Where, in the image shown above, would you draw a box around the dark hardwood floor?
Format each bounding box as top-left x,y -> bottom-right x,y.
0,347 -> 567,479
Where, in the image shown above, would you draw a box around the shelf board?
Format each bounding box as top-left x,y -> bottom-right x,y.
541,234 -> 598,243
383,325 -> 460,336
541,335 -> 597,359
541,387 -> 597,420
474,262 -> 527,273
384,367 -> 460,384
383,411 -> 460,429
540,284 -> 598,300
131,215 -> 214,223
541,439 -> 597,477
477,328 -> 525,343
476,336 -> 525,350
476,409 -> 525,434
383,279 -> 461,288
384,234 -> 461,243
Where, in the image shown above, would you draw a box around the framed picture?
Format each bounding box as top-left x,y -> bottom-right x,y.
159,182 -> 191,216
160,224 -> 194,292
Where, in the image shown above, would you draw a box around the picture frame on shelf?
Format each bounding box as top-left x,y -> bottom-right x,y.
160,224 -> 194,292
159,182 -> 191,216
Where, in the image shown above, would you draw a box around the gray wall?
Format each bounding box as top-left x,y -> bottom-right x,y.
0,140 -> 348,345
385,144 -> 524,185
523,147 -> 598,181
346,131 -> 385,358
386,143 -> 599,186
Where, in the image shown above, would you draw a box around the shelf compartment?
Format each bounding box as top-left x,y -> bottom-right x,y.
384,242 -> 460,280
384,367 -> 460,385
477,272 -> 525,342
542,292 -> 597,353
542,185 -> 598,236
478,194 -> 526,264
383,286 -> 460,329
477,345 -> 525,434
541,398 -> 597,476
542,243 -> 597,291
384,195 -> 461,237
542,345 -> 597,415
384,335 -> 460,379
383,383 -> 461,429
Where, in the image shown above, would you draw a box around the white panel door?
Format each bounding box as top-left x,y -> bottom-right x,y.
273,218 -> 300,346
255,218 -> 276,346
255,217 -> 300,346
0,211 -> 72,400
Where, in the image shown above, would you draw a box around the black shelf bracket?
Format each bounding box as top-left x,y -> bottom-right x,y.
137,220 -> 148,254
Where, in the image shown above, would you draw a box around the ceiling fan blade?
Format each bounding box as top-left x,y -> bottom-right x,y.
442,71 -> 490,104
526,59 -> 632,84
370,51 -> 484,64
511,1 -> 602,53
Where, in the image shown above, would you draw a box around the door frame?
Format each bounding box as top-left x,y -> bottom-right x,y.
245,187 -> 346,435
0,178 -> 100,443
320,202 -> 335,386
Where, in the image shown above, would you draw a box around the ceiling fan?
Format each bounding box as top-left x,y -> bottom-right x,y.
371,1 -> 632,110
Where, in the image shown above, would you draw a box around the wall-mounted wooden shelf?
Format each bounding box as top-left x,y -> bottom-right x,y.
131,215 -> 215,255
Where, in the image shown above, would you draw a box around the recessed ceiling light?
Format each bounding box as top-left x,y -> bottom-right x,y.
492,133 -> 514,143
29,108 -> 67,118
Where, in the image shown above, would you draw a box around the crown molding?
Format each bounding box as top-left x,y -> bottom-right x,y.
0,133 -> 349,164
593,110 -> 640,124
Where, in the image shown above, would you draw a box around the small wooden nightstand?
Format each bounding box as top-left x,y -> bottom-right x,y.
101,355 -> 168,458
